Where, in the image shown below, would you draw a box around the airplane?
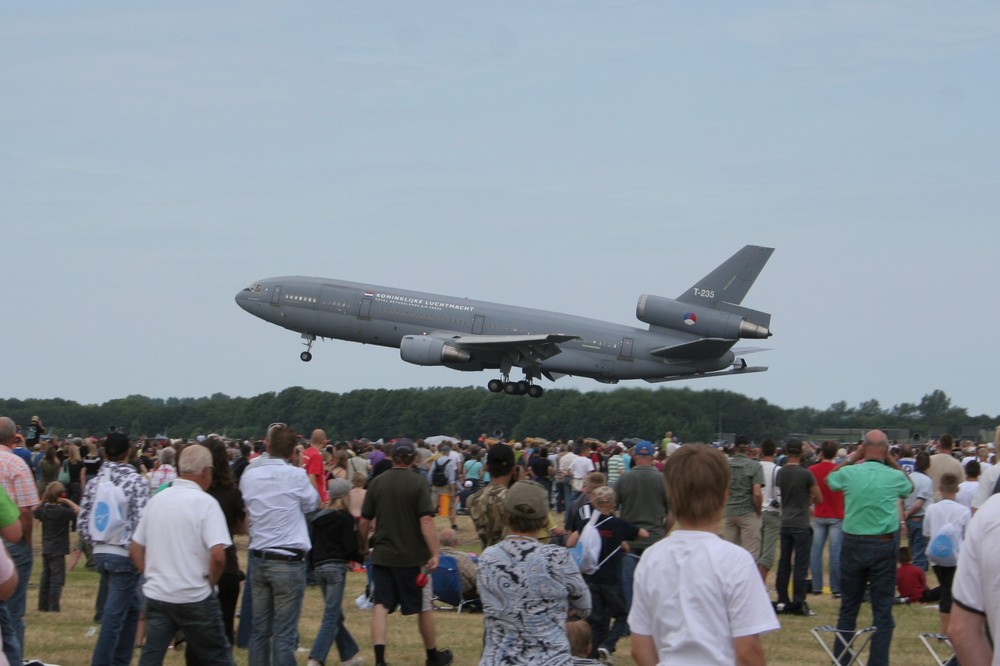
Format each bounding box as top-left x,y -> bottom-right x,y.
235,244 -> 774,398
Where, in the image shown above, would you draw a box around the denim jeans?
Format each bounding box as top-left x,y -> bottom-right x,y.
309,561 -> 360,665
811,517 -> 842,594
237,557 -> 254,649
0,538 -> 31,664
92,552 -> 142,666
248,557 -> 306,666
587,581 -> 630,657
139,594 -> 234,666
906,516 -> 928,571
776,526 -> 811,610
836,534 -> 897,666
621,551 -> 641,612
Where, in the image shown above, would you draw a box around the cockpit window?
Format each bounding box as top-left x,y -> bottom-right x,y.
251,284 -> 263,294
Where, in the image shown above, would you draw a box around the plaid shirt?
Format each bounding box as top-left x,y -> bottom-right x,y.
0,447 -> 39,509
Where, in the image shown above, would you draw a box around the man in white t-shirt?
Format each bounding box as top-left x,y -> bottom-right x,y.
629,445 -> 779,666
947,493 -> 1000,664
130,444 -> 233,663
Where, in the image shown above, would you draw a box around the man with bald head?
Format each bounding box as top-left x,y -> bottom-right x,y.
827,430 -> 913,666
303,429 -> 328,506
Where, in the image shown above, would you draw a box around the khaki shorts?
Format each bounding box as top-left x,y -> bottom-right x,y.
758,510 -> 781,570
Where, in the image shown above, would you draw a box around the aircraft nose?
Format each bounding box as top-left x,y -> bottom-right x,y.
235,287 -> 255,313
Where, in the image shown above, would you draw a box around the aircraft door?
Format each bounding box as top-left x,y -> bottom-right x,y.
269,285 -> 282,306
358,296 -> 373,320
472,315 -> 485,335
619,337 -> 634,360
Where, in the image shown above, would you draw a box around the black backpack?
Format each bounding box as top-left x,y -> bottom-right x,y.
431,458 -> 450,487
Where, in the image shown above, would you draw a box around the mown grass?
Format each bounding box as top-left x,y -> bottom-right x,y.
21,513 -> 947,665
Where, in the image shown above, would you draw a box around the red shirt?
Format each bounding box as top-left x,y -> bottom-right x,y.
810,460 -> 845,519
896,563 -> 926,602
302,446 -> 328,504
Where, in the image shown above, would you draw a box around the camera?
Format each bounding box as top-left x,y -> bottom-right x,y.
769,499 -> 781,509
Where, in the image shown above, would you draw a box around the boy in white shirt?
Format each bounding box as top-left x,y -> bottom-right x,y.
629,445 -> 779,666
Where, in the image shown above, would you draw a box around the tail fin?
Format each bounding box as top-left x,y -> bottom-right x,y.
678,245 -> 773,307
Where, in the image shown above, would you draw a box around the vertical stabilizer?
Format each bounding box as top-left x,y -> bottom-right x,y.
677,245 -> 773,306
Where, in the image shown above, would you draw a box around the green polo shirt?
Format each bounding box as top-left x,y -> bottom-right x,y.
724,454 -> 764,518
827,460 -> 912,535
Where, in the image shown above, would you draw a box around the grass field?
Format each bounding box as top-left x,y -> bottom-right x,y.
20,513 -> 950,665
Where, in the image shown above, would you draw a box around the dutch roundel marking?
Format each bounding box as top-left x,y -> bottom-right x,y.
683,312 -> 697,326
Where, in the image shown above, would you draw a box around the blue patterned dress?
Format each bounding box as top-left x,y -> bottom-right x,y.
478,535 -> 591,665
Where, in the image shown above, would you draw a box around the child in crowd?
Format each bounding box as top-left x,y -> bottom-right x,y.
567,620 -> 603,665
628,445 -> 779,665
348,471 -> 367,519
307,478 -> 364,666
33,481 -> 79,612
896,546 -> 940,604
924,472 -> 971,634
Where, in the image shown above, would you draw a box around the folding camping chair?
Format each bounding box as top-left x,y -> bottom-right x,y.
919,632 -> 956,666
432,554 -> 479,613
812,625 -> 876,665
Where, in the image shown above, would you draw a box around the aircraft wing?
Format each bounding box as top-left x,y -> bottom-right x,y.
644,365 -> 769,383
445,333 -> 579,362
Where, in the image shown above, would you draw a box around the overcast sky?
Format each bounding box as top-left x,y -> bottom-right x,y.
4,3 -> 999,420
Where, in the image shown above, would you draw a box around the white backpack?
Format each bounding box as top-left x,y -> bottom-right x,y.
571,513 -> 619,575
87,477 -> 129,545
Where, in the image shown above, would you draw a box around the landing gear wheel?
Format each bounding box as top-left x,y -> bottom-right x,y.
527,384 -> 544,398
300,351 -> 312,362
503,382 -> 519,395
515,380 -> 529,395
487,379 -> 504,393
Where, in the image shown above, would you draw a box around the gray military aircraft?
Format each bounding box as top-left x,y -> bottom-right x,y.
235,244 -> 774,397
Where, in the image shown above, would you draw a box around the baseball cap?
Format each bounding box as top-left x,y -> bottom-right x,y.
786,439 -> 803,455
504,481 -> 549,519
327,478 -> 351,500
486,443 -> 515,475
634,440 -> 655,457
392,438 -> 415,456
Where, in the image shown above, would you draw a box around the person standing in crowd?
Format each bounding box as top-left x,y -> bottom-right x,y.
614,440 -> 670,611
240,423 -> 319,666
303,430 -> 329,508
827,430 -> 913,666
0,417 -> 38,666
629,445 -> 779,666
723,435 -> 764,560
947,490 -> 1000,663
147,446 -> 177,492
428,444 -> 459,531
468,444 -> 518,549
78,431 -> 150,666
928,434 -> 965,502
757,438 -> 781,582
567,485 -> 646,664
205,438 -> 247,649
307,478 -> 364,666
774,439 -> 822,617
810,440 -> 844,597
130,444 -> 234,665
923,472 -> 970,636
478,481 -> 590,666
359,438 -> 453,666
33,482 -> 78,612
902,451 -> 933,572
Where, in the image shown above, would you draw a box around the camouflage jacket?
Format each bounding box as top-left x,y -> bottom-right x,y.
467,482 -> 507,549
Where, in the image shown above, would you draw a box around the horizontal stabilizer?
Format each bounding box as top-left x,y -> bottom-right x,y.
644,365 -> 768,383
650,338 -> 737,361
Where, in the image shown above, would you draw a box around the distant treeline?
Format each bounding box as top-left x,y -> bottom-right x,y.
0,387 -> 993,445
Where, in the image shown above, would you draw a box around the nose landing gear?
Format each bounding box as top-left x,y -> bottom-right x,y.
300,334 -> 315,362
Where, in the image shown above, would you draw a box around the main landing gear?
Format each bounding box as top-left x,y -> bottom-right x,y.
487,377 -> 544,398
300,334 -> 315,362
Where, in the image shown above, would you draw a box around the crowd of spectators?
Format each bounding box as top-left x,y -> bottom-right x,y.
1,415 -> 1000,665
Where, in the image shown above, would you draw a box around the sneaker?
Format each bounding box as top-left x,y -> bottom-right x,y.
791,602 -> 816,617
426,648 -> 453,666
597,646 -> 615,664
343,656 -> 365,666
